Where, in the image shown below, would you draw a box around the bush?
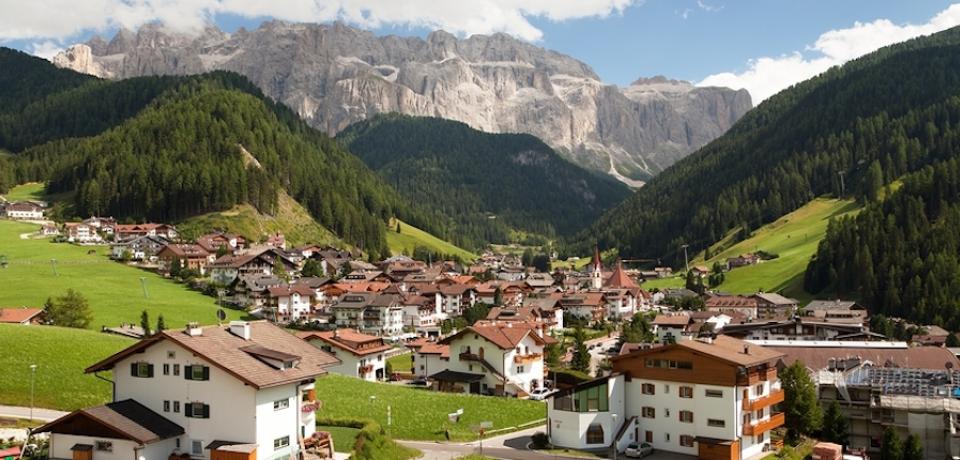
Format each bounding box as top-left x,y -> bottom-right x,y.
315,416 -> 420,460
531,431 -> 551,449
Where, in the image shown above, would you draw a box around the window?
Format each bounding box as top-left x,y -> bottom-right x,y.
586,424 -> 604,444
274,399 -> 290,411
185,365 -> 210,381
754,384 -> 764,396
645,431 -> 653,443
516,366 -> 525,373
641,383 -> 655,395
95,441 -> 113,452
664,408 -> 671,417
642,407 -> 656,418
163,364 -> 170,375
163,400 -> 170,412
167,351 -> 176,359
707,419 -> 726,428
173,364 -> 180,376
679,386 -> 693,398
705,389 -> 723,398
130,362 -> 153,378
173,401 -> 180,413
664,384 -> 670,394
185,402 -> 209,419
680,435 -> 695,447
664,433 -> 671,442
679,410 -> 693,423
274,436 -> 291,450
191,441 -> 203,456
552,382 -> 608,413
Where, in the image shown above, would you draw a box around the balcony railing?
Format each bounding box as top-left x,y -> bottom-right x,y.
743,388 -> 785,411
514,353 -> 542,364
742,412 -> 785,436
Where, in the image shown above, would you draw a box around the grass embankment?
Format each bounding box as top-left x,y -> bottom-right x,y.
386,353 -> 413,374
315,425 -> 361,453
640,276 -> 686,291
0,323 -> 132,410
386,218 -> 477,261
178,190 -> 341,247
316,417 -> 420,460
0,220 -> 245,329
1,182 -> 46,202
697,198 -> 859,302
314,374 -> 545,441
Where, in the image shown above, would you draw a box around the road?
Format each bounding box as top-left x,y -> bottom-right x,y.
400,425 -> 593,460
0,405 -> 67,422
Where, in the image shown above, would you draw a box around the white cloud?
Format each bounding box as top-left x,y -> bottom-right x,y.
0,0 -> 638,44
696,0 -> 722,13
698,3 -> 960,103
29,41 -> 65,59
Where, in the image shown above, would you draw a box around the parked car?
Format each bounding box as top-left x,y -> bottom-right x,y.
388,372 -> 401,382
409,376 -> 428,386
624,442 -> 653,458
528,388 -> 555,401
606,345 -> 620,355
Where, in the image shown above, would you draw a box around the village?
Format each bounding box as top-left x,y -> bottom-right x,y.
0,201 -> 957,460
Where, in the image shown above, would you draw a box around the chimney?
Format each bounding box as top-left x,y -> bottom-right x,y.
334,329 -> 340,338
186,322 -> 203,337
229,321 -> 251,340
743,345 -> 750,355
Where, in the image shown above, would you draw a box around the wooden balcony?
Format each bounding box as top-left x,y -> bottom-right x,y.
514,353 -> 542,364
742,412 -> 785,436
737,367 -> 778,385
742,388 -> 785,411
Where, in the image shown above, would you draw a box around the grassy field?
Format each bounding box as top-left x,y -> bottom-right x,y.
698,198 -> 859,302
178,190 -> 341,247
1,182 -> 47,202
316,425 -> 361,453
0,220 -> 245,329
387,352 -> 413,374
314,374 -> 545,441
640,275 -> 686,291
0,323 -> 132,410
386,218 -> 477,262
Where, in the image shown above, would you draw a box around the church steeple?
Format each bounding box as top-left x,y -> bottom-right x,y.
591,245 -> 603,290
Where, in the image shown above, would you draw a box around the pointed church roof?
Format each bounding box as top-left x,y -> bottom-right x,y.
592,245 -> 602,271
604,259 -> 638,289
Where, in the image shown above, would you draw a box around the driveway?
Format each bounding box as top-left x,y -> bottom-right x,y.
0,405 -> 67,422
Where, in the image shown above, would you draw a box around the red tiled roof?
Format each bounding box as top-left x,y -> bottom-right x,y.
766,344 -> 960,370
0,307 -> 43,324
604,260 -> 638,290
440,323 -> 555,349
652,314 -> 691,326
298,330 -> 392,356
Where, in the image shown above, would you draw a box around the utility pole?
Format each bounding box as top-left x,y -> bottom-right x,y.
29,364 -> 37,421
50,258 -> 58,276
680,244 -> 690,274
139,277 -> 149,299
838,170 -> 846,197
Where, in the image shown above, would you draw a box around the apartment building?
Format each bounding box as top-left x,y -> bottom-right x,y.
547,335 -> 785,460
299,329 -> 390,381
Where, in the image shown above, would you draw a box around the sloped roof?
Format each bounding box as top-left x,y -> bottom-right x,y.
767,344 -> 960,371
614,335 -> 783,367
440,323 -> 555,349
34,399 -> 183,444
604,260 -> 639,290
298,330 -> 392,356
0,307 -> 43,324
86,321 -> 338,389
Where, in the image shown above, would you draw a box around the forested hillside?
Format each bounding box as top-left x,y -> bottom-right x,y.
339,114 -> 631,249
570,26 -> 960,265
806,158 -> 960,329
0,49 -> 436,258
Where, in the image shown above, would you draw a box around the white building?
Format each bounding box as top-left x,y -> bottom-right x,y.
267,284 -> 315,322
432,322 -> 555,396
65,222 -> 103,244
4,202 -> 44,220
547,335 -> 785,460
299,329 -> 391,381
35,321 -> 339,460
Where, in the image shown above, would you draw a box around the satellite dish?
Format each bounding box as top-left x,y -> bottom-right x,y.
216,309 -> 226,322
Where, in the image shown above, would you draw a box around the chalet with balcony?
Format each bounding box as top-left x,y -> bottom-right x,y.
299,329 -> 390,381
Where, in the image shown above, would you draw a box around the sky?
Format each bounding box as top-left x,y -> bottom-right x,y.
2,0 -> 958,103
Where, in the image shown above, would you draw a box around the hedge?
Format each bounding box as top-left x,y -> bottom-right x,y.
315,416 -> 420,460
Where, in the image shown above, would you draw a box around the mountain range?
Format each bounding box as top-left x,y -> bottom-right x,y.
50,21 -> 752,184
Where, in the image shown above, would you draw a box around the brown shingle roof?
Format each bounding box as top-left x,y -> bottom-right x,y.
440,323 -> 554,349
765,344 -> 960,370
0,307 -> 43,324
34,399 -> 183,443
614,335 -> 782,367
652,314 -> 691,326
298,330 -> 392,357
86,321 -> 338,389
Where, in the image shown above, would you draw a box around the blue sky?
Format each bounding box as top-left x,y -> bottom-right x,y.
3,0 -> 958,102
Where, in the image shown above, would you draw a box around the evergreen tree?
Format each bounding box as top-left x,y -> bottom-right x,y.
493,287 -> 503,306
544,341 -> 563,369
903,434 -> 923,460
881,427 -> 903,460
301,259 -> 324,278
570,325 -> 591,373
140,310 -> 152,337
863,160 -> 884,202
155,314 -> 166,334
781,360 -> 822,443
44,289 -> 93,329
821,401 -> 849,446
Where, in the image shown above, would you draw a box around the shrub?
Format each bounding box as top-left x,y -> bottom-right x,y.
531,431 -> 551,449
315,416 -> 420,460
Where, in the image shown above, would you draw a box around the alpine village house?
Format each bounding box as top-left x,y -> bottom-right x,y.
34,321 -> 340,460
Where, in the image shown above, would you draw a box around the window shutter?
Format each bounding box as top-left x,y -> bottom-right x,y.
202,404 -> 210,419
185,402 -> 193,418
184,365 -> 193,380
147,364 -> 155,377
130,363 -> 138,376
202,366 -> 210,381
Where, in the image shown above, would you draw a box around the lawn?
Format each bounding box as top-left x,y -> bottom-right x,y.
640,275 -> 685,291
316,425 -> 361,453
0,323 -> 132,410
387,352 -> 413,374
0,220 -> 246,329
314,374 -> 546,441
700,198 -> 860,302
1,182 -> 46,202
386,218 -> 477,262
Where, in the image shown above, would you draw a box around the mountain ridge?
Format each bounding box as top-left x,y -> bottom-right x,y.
51,20 -> 752,183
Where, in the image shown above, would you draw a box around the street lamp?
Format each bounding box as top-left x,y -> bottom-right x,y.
680,244 -> 689,274
611,413 -> 618,460
29,364 -> 37,421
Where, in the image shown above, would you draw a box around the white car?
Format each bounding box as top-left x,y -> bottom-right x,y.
528,388 -> 555,401
624,442 -> 653,458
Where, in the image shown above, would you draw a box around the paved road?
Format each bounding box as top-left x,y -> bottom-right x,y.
0,405 -> 67,422
400,425 -> 605,460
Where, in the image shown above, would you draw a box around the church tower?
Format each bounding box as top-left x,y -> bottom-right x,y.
591,245 -> 603,290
